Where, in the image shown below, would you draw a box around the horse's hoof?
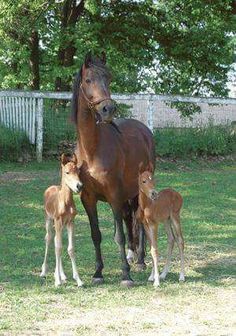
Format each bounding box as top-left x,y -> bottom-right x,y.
77,281 -> 84,288
136,263 -> 146,271
92,277 -> 104,285
120,280 -> 135,288
179,275 -> 185,282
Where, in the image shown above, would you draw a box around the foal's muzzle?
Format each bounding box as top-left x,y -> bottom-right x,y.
150,189 -> 158,201
76,182 -> 83,193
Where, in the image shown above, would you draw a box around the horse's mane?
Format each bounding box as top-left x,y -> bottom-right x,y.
71,56 -> 110,124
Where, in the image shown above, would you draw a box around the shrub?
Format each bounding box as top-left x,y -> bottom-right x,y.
154,124 -> 236,157
0,125 -> 33,161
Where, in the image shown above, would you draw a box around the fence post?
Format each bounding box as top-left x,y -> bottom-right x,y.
36,98 -> 43,162
147,95 -> 154,133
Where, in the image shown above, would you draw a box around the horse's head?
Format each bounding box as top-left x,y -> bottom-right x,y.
138,162 -> 158,201
75,51 -> 116,123
61,153 -> 83,193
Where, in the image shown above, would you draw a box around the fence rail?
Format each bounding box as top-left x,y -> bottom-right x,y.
0,90 -> 236,162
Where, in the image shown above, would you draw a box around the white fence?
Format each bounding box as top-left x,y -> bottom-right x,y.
0,90 -> 236,162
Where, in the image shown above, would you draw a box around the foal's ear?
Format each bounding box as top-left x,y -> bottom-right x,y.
148,162 -> 154,173
100,51 -> 106,65
61,153 -> 70,165
71,153 -> 78,165
85,51 -> 92,68
138,162 -> 145,174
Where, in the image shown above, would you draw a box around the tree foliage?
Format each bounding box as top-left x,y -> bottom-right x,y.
0,0 -> 235,101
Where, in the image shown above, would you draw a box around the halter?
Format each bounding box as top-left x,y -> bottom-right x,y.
79,83 -> 114,110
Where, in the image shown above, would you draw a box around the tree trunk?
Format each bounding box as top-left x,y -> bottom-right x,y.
55,0 -> 85,91
29,30 -> 40,90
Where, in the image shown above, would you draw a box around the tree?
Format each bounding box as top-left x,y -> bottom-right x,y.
0,0 -> 235,107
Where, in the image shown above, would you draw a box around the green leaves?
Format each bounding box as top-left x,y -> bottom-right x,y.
0,0 -> 235,114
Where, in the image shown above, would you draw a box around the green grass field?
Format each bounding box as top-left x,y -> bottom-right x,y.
0,159 -> 235,335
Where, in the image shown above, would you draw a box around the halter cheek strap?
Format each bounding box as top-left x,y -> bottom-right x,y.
80,83 -> 114,110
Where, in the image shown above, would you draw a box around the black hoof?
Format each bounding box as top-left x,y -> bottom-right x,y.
136,263 -> 146,271
92,277 -> 104,285
120,280 -> 135,288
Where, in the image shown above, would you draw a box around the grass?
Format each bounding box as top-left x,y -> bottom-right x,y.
0,159 -> 235,335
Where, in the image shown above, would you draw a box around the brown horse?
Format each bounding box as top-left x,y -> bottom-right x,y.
72,52 -> 155,286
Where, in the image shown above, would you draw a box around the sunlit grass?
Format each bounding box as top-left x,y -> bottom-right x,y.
0,159 -> 235,335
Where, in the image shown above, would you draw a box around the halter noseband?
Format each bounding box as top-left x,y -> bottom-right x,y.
80,83 -> 114,110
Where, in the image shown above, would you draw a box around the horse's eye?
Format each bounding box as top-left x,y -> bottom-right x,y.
66,172 -> 69,175
85,78 -> 91,84
143,180 -> 146,184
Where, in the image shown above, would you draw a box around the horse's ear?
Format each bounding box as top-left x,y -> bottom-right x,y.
100,51 -> 106,65
148,162 -> 154,173
71,153 -> 78,165
85,51 -> 92,68
61,153 -> 69,165
139,162 -> 145,174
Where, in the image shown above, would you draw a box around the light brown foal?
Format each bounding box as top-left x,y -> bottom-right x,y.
137,165 -> 185,287
40,154 -> 83,287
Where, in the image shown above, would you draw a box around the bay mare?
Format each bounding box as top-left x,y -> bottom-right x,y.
72,52 -> 155,286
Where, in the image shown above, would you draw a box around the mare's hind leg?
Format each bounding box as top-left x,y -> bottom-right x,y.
171,213 -> 185,282
112,204 -> 134,286
123,198 -> 146,270
123,201 -> 136,264
160,219 -> 175,280
40,216 -> 53,277
67,221 -> 83,287
136,225 -> 146,271
81,191 -> 104,284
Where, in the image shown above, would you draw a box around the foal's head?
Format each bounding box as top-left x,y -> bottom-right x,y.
61,154 -> 83,193
138,163 -> 158,201
72,51 -> 116,123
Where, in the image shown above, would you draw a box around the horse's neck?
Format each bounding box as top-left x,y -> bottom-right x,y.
60,178 -> 73,205
77,99 -> 98,158
139,190 -> 152,211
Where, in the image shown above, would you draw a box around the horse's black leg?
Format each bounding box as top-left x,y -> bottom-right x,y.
112,207 -> 134,286
136,225 -> 146,271
122,201 -> 136,263
81,191 -> 104,283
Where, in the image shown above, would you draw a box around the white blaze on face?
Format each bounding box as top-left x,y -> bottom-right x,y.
63,163 -> 82,193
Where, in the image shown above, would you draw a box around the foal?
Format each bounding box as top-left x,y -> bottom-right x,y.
40,154 -> 83,287
137,166 -> 185,287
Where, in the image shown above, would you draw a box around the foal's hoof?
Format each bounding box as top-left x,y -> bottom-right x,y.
92,277 -> 104,285
120,280 -> 135,288
136,263 -> 146,272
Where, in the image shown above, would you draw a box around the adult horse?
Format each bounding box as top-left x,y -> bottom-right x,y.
72,52 -> 155,286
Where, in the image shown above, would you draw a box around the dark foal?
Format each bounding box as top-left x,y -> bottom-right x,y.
137,165 -> 185,287
72,52 -> 155,286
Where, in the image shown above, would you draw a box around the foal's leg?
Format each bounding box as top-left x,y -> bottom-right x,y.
81,191 -> 104,283
40,216 -> 52,277
147,224 -> 160,287
67,221 -> 83,287
160,219 -> 175,280
171,213 -> 185,281
112,205 -> 133,286
54,219 -> 63,287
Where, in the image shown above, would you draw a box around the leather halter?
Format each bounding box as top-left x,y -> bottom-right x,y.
79,83 -> 114,110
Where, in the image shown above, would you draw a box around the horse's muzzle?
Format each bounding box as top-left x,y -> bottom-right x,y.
97,100 -> 116,122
